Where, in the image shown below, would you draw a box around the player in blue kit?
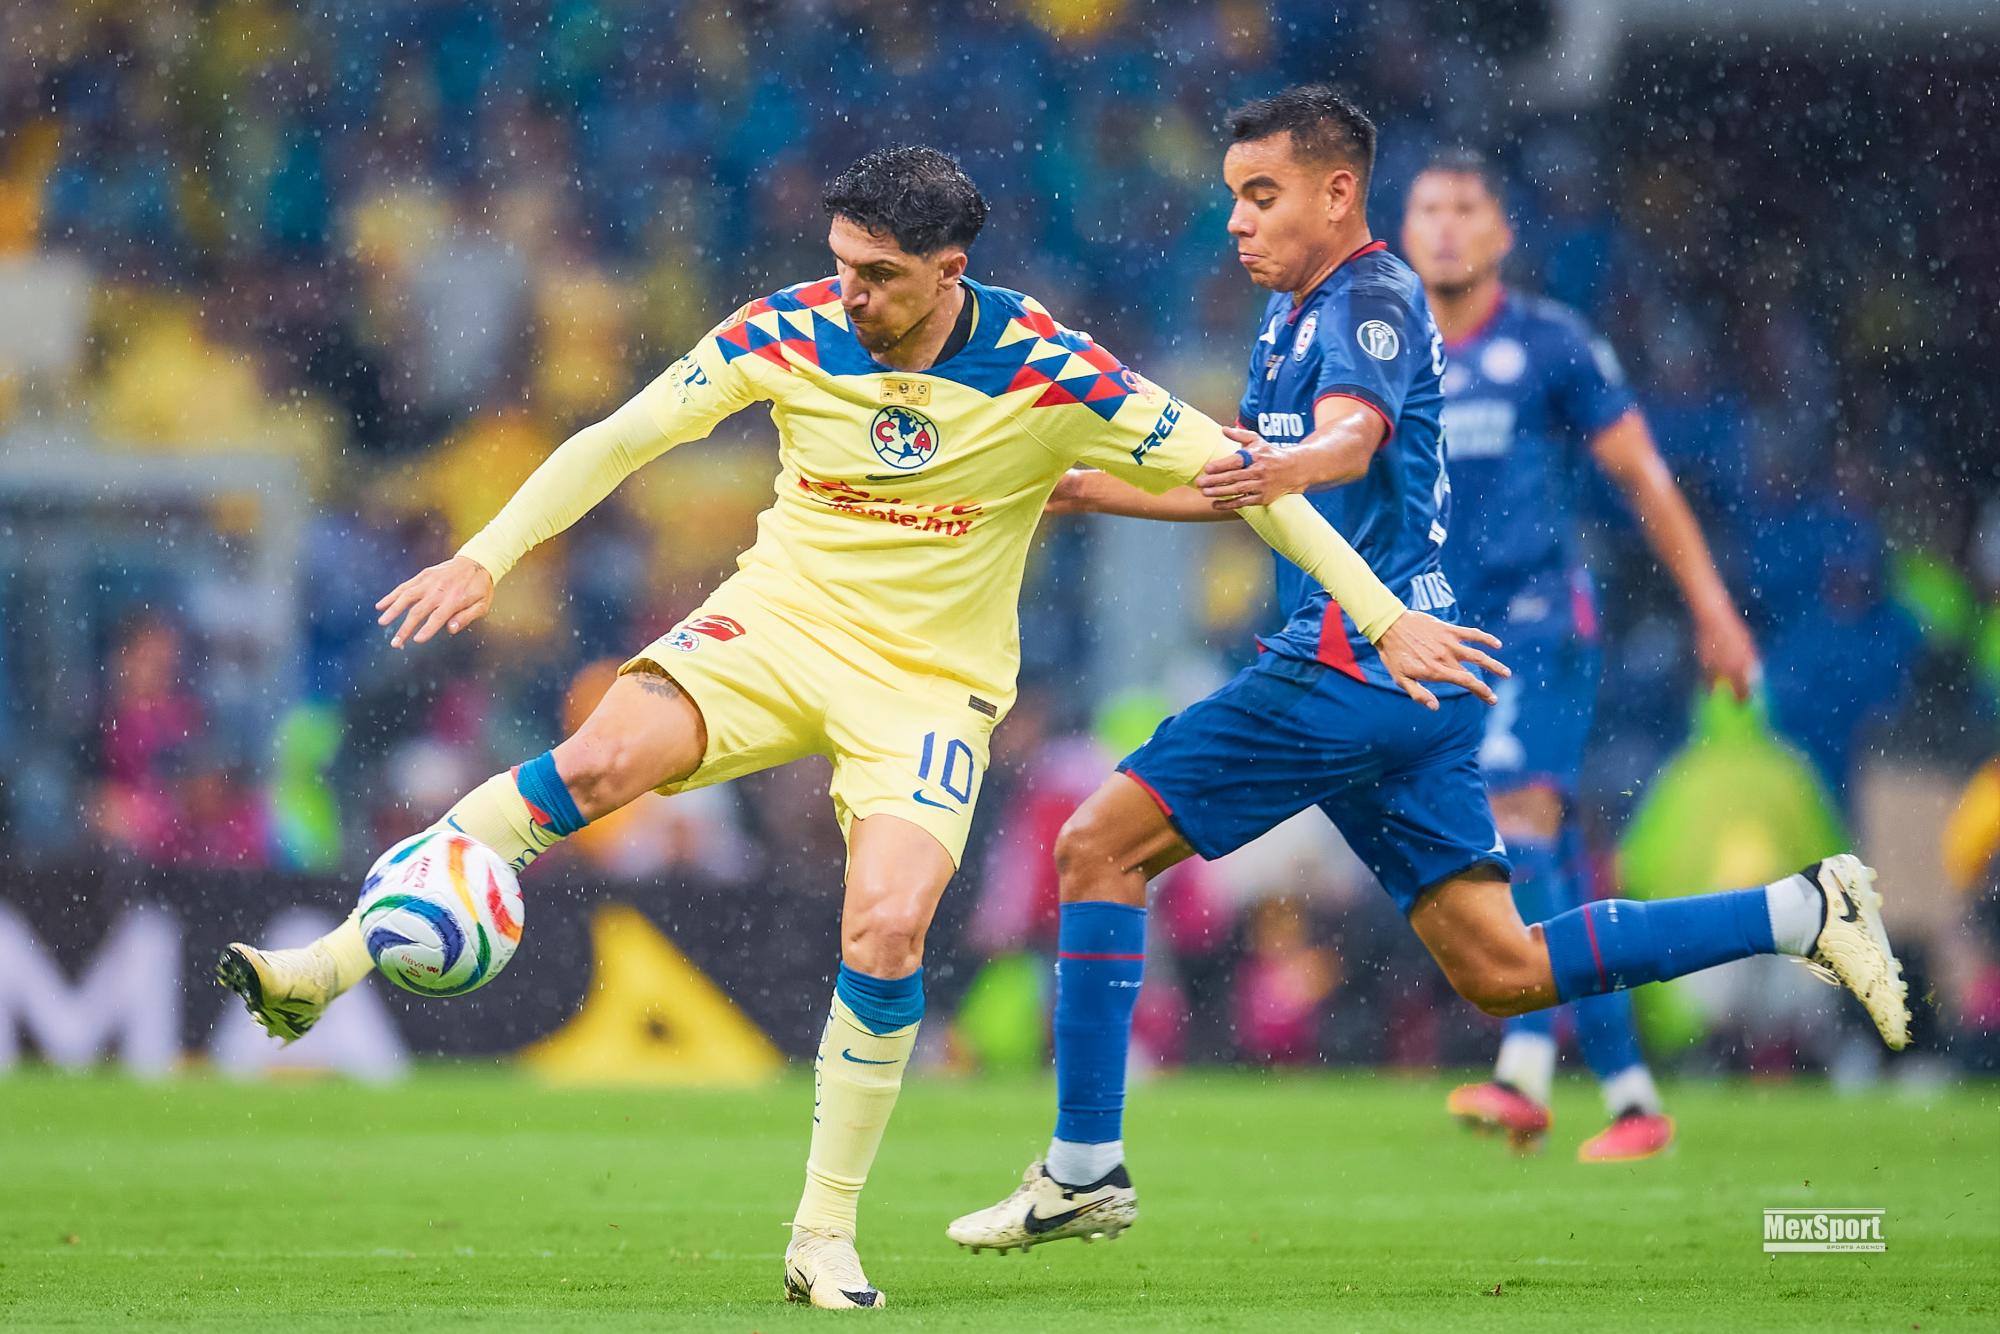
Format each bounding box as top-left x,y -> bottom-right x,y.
948,85 -> 1908,1253
1405,150 -> 1761,1162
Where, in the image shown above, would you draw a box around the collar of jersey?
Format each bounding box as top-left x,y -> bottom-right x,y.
1285,238 -> 1390,322
816,277 -> 1022,393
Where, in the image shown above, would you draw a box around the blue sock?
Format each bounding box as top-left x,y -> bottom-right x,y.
515,751 -> 586,835
1573,989 -> 1645,1080
1540,889 -> 1776,1003
1052,902 -> 1146,1146
1501,840 -> 1562,1041
835,962 -> 925,1033
1548,826 -> 1649,1079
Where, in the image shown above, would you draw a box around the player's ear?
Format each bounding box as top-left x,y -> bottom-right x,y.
1325,167 -> 1358,223
936,248 -> 968,289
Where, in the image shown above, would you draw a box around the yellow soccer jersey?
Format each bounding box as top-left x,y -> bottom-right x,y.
459,275 -> 1404,711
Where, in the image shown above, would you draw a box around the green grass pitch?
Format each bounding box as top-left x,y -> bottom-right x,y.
1,1069 -> 1993,1330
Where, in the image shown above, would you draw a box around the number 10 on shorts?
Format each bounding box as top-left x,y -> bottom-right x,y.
916,731 -> 977,807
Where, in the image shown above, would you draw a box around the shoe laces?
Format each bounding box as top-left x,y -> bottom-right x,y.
1009,1161 -> 1051,1202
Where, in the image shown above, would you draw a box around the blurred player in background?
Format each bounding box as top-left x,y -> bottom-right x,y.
949,85 -> 1907,1255
1404,149 -> 1761,1161
217,145 -> 1495,1310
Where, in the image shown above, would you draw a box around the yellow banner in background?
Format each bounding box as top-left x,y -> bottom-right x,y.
520,904 -> 784,1087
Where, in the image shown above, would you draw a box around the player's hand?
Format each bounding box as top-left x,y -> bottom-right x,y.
1201,428 -> 1311,510
376,555 -> 495,649
1694,603 -> 1760,701
1375,611 -> 1508,711
1045,469 -> 1099,515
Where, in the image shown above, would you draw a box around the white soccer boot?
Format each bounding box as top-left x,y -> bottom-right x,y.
947,1160 -> 1137,1254
1794,855 -> 1911,1050
216,937 -> 346,1043
784,1227 -> 884,1309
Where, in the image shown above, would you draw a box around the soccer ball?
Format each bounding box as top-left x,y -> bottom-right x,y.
357,829 -> 524,996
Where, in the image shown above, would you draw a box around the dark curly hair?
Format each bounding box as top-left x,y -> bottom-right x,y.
821,146 -> 989,256
1226,84 -> 1377,197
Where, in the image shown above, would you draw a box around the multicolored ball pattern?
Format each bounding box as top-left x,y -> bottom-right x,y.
357,829 -> 524,997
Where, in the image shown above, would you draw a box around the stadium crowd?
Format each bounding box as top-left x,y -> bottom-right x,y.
0,0 -> 1993,1071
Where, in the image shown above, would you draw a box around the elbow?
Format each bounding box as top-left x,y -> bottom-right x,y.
1314,462 -> 1369,490
1304,441 -> 1376,490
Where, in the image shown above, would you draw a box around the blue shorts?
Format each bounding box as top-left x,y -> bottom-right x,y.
1119,653 -> 1509,914
1475,624 -> 1601,795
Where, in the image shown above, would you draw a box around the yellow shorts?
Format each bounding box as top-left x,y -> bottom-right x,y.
622,574 -> 1001,866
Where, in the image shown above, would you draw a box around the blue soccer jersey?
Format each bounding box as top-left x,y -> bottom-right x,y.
1238,242 -> 1458,692
1436,290 -> 1635,636
1117,242 -> 1508,906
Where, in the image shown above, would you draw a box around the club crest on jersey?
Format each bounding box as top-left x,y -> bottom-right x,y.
1480,338 -> 1527,384
870,405 -> 940,471
1293,310 -> 1319,361
664,614 -> 746,653
1357,320 -> 1400,361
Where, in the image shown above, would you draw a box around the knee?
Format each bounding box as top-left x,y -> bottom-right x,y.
551,672 -> 703,818
1052,812 -> 1100,883
841,879 -> 933,977
1054,806 -> 1130,900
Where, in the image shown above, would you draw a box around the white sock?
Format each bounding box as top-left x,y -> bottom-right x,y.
1492,1032 -> 1557,1106
1600,1064 -> 1664,1118
1046,1138 -> 1123,1187
1764,872 -> 1823,956
792,995 -> 916,1239
319,910 -> 375,995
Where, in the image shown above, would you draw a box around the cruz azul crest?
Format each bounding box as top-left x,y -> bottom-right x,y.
870,405 -> 941,471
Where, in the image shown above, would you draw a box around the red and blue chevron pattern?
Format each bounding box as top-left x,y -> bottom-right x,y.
994,302 -> 1137,422
712,277 -> 844,371
710,277 -> 1139,421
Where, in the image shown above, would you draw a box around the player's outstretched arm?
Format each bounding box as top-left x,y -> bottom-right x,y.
1047,468 -> 1233,522
1589,410 -> 1759,698
376,394 -> 667,649
1235,492 -> 1508,709
378,330 -> 760,649
1197,397 -> 1386,510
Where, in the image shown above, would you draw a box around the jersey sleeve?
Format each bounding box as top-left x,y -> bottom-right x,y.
1548,315 -> 1637,437
1067,373 -> 1237,495
1313,289 -> 1427,438
458,314 -> 764,582
1008,319 -> 1234,495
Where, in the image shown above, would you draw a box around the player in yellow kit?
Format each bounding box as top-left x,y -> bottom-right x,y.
216,146 -> 1502,1310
